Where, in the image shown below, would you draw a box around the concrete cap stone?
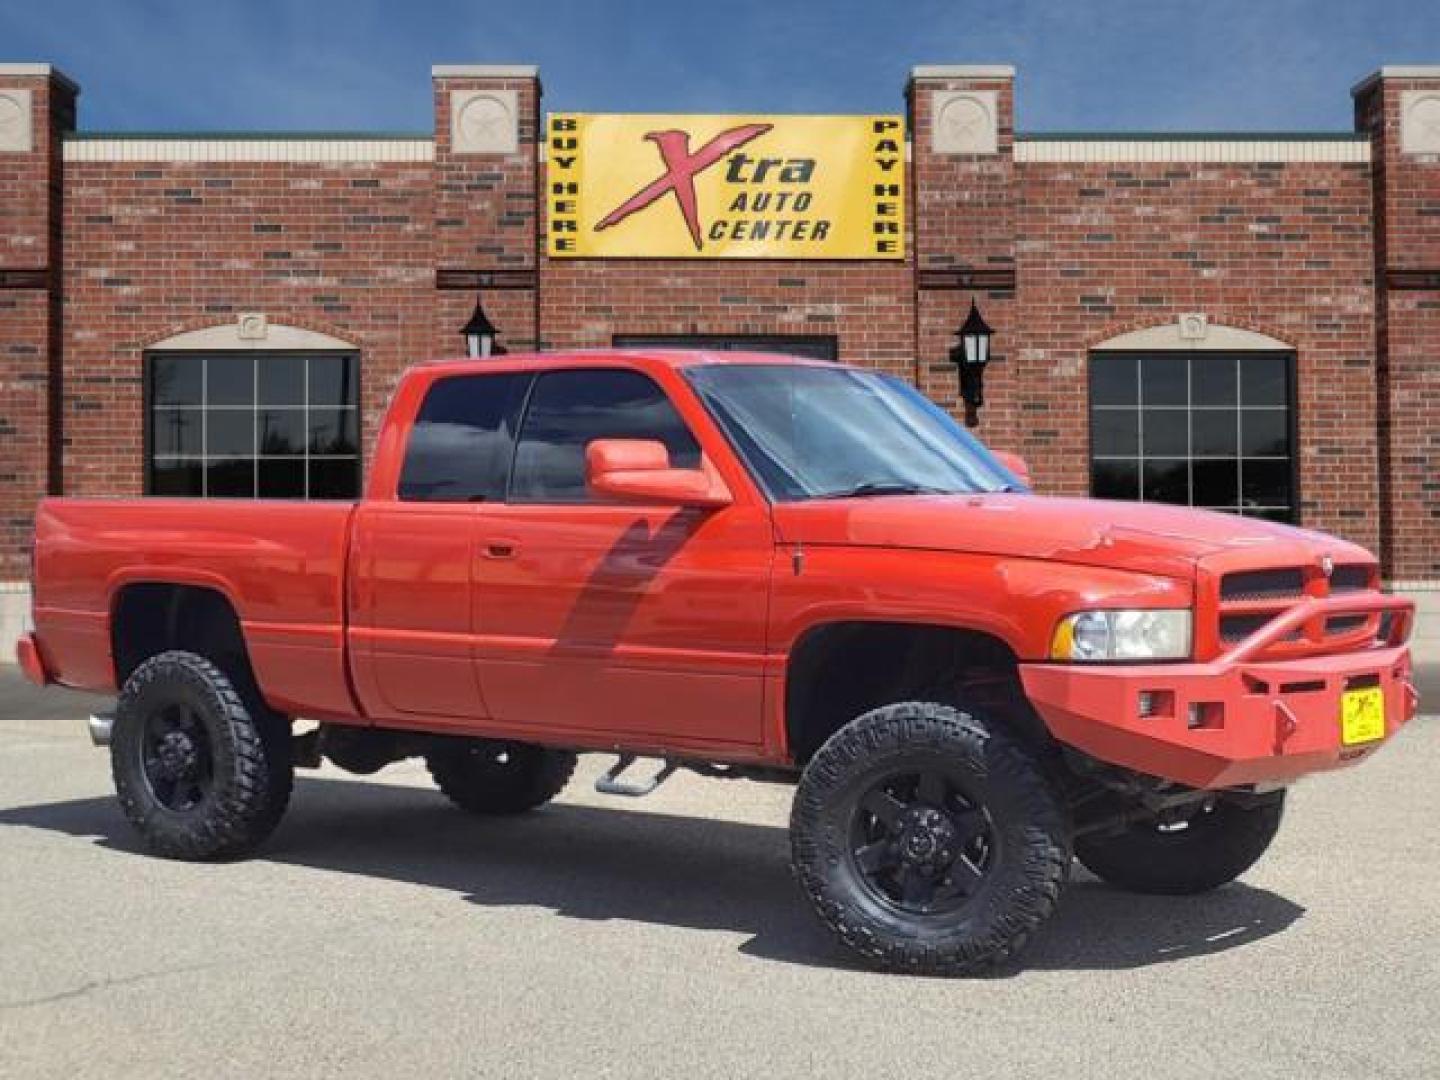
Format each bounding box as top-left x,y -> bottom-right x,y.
431,65 -> 539,79
0,63 -> 78,93
910,65 -> 1016,81
1351,65 -> 1440,96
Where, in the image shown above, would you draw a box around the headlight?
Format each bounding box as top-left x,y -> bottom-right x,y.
1050,609 -> 1192,661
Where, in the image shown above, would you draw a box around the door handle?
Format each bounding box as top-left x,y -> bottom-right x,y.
483,541 -> 518,560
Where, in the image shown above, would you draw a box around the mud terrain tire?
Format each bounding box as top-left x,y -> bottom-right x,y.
112,650 -> 292,860
1076,793 -> 1285,895
791,701 -> 1072,976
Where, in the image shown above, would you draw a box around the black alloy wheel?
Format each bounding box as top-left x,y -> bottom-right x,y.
139,701 -> 216,813
849,768 -> 996,918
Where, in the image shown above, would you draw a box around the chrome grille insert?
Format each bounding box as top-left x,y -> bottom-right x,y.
1220,568 -> 1305,602
1330,565 -> 1372,593
1219,613 -> 1272,644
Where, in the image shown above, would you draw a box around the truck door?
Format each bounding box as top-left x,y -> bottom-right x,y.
348,372 -> 530,724
472,368 -> 773,750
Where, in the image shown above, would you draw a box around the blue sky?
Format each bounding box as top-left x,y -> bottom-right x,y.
3,0 -> 1436,132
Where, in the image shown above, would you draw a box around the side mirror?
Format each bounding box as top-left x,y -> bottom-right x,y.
994,450 -> 1031,488
585,439 -> 732,509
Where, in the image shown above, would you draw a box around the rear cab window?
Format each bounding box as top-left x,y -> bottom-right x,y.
398,373 -> 530,502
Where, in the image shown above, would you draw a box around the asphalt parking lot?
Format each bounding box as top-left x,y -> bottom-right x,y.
2,669 -> 1437,1079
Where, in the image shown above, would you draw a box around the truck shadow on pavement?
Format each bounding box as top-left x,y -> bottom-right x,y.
0,775 -> 1306,976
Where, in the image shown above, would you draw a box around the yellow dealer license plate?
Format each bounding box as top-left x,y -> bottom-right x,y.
1341,686 -> 1386,746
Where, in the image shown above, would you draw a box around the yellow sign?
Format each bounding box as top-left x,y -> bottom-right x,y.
547,113 -> 905,259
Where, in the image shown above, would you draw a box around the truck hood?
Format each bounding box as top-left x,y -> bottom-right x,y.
770,494 -> 1372,579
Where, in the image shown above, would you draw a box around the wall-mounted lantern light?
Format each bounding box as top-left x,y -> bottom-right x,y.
461,295 -> 504,358
949,299 -> 994,427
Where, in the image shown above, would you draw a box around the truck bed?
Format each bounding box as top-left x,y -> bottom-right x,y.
32,498 -> 358,718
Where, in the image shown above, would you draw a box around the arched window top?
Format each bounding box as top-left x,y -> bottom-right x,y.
146,321 -> 357,352
1093,323 -> 1293,352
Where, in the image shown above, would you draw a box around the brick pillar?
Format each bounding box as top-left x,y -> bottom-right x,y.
907,66 -> 1023,467
0,65 -> 75,582
1355,66 -> 1440,653
1354,67 -> 1440,586
431,65 -> 541,357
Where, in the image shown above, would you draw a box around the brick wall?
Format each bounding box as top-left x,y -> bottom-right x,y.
906,72 -> 1380,552
60,155 -> 436,496
1011,156 -> 1378,549
909,71 -> 1019,461
431,73 -> 539,271
0,69 -> 73,579
432,71 -> 540,351
1356,72 -> 1440,581
538,259 -> 915,374
0,61 -> 1435,591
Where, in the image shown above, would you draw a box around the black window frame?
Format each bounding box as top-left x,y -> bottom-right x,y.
143,350 -> 362,500
507,367 -> 703,506
397,371 -> 533,504
613,334 -> 838,363
1086,349 -> 1300,523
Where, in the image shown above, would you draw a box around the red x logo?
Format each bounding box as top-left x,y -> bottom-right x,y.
595,123 -> 773,251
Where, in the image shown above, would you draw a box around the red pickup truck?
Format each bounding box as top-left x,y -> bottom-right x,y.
18,350 -> 1418,975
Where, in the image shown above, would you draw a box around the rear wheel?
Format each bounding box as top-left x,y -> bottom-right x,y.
1076,793 -> 1285,895
791,701 -> 1071,976
111,650 -> 292,860
425,739 -> 577,815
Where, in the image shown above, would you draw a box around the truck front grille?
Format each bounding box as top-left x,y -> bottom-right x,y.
1214,562 -> 1380,656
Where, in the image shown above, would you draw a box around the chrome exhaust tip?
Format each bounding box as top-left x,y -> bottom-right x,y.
88,711 -> 114,747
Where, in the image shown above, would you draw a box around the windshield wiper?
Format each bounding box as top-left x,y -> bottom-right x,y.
816,481 -> 947,500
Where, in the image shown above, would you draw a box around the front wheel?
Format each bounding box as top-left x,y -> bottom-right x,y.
790,701 -> 1072,976
111,650 -> 293,860
1076,793 -> 1286,895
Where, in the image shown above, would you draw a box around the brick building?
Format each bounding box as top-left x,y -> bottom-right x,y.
1,61 -> 1437,658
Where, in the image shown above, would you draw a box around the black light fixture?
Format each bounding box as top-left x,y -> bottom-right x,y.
949,299 -> 994,427
461,294 -> 504,358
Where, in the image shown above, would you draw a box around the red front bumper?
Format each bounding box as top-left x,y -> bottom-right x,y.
1020,594 -> 1419,790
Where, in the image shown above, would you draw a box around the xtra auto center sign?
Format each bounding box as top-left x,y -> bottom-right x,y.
546,114 -> 905,259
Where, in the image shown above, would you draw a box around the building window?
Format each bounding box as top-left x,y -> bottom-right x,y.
614,334 -> 838,362
146,352 -> 360,499
1089,351 -> 1295,522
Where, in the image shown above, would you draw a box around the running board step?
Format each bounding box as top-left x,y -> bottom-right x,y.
594,754 -> 678,798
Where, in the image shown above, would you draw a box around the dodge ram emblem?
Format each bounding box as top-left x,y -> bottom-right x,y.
1320,554 -> 1334,578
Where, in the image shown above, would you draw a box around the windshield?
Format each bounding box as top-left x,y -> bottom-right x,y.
685,364 -> 1026,501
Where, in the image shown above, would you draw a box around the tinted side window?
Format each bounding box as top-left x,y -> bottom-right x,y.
398,373 -> 530,502
511,370 -> 701,504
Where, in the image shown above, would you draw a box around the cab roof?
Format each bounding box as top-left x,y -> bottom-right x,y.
417,348 -> 849,377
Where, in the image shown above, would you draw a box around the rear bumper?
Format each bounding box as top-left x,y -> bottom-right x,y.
15,633 -> 51,687
1020,594 -> 1419,790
